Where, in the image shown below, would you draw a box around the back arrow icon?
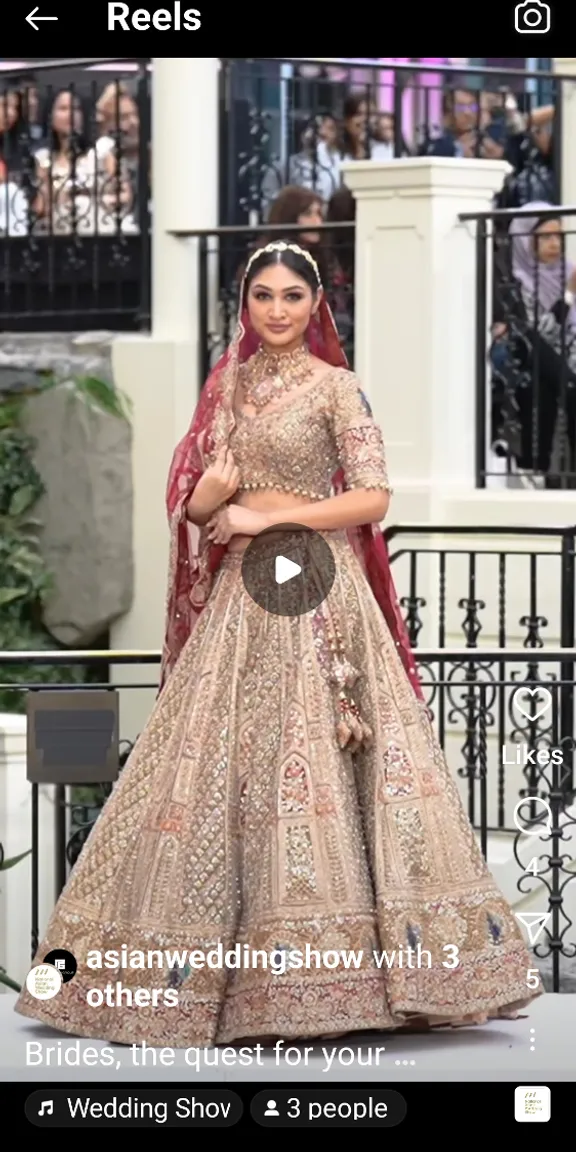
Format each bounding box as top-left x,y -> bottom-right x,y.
26,6 -> 58,28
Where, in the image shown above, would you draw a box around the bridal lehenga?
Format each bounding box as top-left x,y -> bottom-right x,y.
15,262 -> 540,1047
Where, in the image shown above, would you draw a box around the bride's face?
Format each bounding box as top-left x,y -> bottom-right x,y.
246,262 -> 319,350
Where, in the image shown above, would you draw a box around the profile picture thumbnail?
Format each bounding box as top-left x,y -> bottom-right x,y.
43,949 -> 77,983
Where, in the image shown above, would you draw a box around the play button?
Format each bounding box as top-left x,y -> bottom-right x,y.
241,524 -> 336,616
275,555 -> 301,584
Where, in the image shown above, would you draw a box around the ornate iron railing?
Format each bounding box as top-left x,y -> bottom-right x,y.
219,58 -> 570,225
0,58 -> 151,331
0,643 -> 574,992
384,522 -> 576,813
458,204 -> 576,489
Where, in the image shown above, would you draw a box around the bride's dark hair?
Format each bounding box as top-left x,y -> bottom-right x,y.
243,243 -> 321,300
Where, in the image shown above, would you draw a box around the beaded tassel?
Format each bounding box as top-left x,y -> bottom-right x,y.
325,614 -> 373,753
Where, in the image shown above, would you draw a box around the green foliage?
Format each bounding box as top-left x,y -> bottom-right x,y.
0,849 -> 32,871
0,372 -> 130,711
33,370 -> 133,422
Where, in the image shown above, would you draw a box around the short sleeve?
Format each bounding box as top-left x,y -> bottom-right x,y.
330,371 -> 392,492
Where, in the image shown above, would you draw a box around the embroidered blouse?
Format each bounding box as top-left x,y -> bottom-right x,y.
229,367 -> 391,501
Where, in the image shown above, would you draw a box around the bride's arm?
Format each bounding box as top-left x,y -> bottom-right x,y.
185,447 -> 239,525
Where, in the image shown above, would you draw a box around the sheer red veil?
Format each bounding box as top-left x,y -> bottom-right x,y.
160,243 -> 423,702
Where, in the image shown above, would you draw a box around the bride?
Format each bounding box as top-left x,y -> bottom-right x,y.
15,240 -> 540,1046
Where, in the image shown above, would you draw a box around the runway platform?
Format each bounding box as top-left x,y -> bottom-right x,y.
0,992 -> 574,1082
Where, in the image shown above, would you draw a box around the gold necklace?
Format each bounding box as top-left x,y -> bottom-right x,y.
240,344 -> 315,410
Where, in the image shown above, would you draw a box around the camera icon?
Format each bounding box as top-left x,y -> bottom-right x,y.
514,0 -> 551,32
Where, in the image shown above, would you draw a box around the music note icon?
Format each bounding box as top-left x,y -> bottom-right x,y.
38,1101 -> 53,1116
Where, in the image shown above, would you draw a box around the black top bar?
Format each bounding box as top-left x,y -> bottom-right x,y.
459,205 -> 576,222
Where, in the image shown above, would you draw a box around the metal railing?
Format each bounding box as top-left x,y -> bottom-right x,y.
220,58 -> 568,224
0,58 -> 151,331
458,203 -> 576,489
384,522 -> 576,648
0,645 -> 574,992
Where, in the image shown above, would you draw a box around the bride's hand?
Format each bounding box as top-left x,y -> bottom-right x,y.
207,504 -> 270,544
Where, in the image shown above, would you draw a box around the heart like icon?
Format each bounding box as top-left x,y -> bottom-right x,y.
514,686 -> 553,721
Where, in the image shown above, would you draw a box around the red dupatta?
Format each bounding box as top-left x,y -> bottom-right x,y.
160,255 -> 424,703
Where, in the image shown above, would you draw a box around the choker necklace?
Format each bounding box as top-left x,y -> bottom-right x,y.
240,344 -> 314,410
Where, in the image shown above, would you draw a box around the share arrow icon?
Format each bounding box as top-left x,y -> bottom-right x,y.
515,912 -> 551,945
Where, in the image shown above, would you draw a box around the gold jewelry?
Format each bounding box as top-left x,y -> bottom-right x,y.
240,344 -> 315,410
245,240 -> 321,286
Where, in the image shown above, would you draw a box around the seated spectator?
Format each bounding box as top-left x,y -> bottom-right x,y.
92,81 -> 141,232
421,87 -> 488,157
267,184 -> 324,243
0,158 -> 28,236
33,89 -> 98,235
369,112 -> 411,158
33,88 -> 134,235
340,93 -> 389,160
491,202 -> 576,486
497,111 -> 556,207
261,115 -> 340,215
326,185 -> 356,362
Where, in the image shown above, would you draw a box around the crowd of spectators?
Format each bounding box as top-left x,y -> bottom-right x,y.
0,79 -> 142,236
260,84 -> 556,218
0,66 -> 558,239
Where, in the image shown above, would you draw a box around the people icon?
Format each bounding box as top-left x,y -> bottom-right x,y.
264,1100 -> 280,1116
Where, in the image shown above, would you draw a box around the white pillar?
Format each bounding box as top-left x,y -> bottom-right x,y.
342,157 -> 509,521
151,57 -> 219,341
110,59 -> 219,737
553,60 -> 576,260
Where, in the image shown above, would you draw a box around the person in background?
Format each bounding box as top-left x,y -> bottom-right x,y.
370,112 -> 410,158
340,93 -> 371,159
261,115 -> 340,217
0,88 -> 27,183
267,184 -> 324,244
92,81 -> 141,231
422,87 -> 488,157
492,202 -> 576,485
326,185 -> 356,360
495,101 -> 556,208
289,114 -> 341,196
0,89 -> 28,235
33,89 -> 96,234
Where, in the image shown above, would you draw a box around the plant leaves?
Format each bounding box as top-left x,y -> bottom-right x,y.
74,375 -> 132,421
9,485 -> 38,517
36,373 -> 132,422
0,587 -> 28,605
0,969 -> 21,992
0,849 -> 31,870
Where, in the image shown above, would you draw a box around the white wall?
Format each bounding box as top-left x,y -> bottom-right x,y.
0,715 -> 56,990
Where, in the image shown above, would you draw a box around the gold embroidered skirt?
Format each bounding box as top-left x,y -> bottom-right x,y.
14,531 -> 539,1045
